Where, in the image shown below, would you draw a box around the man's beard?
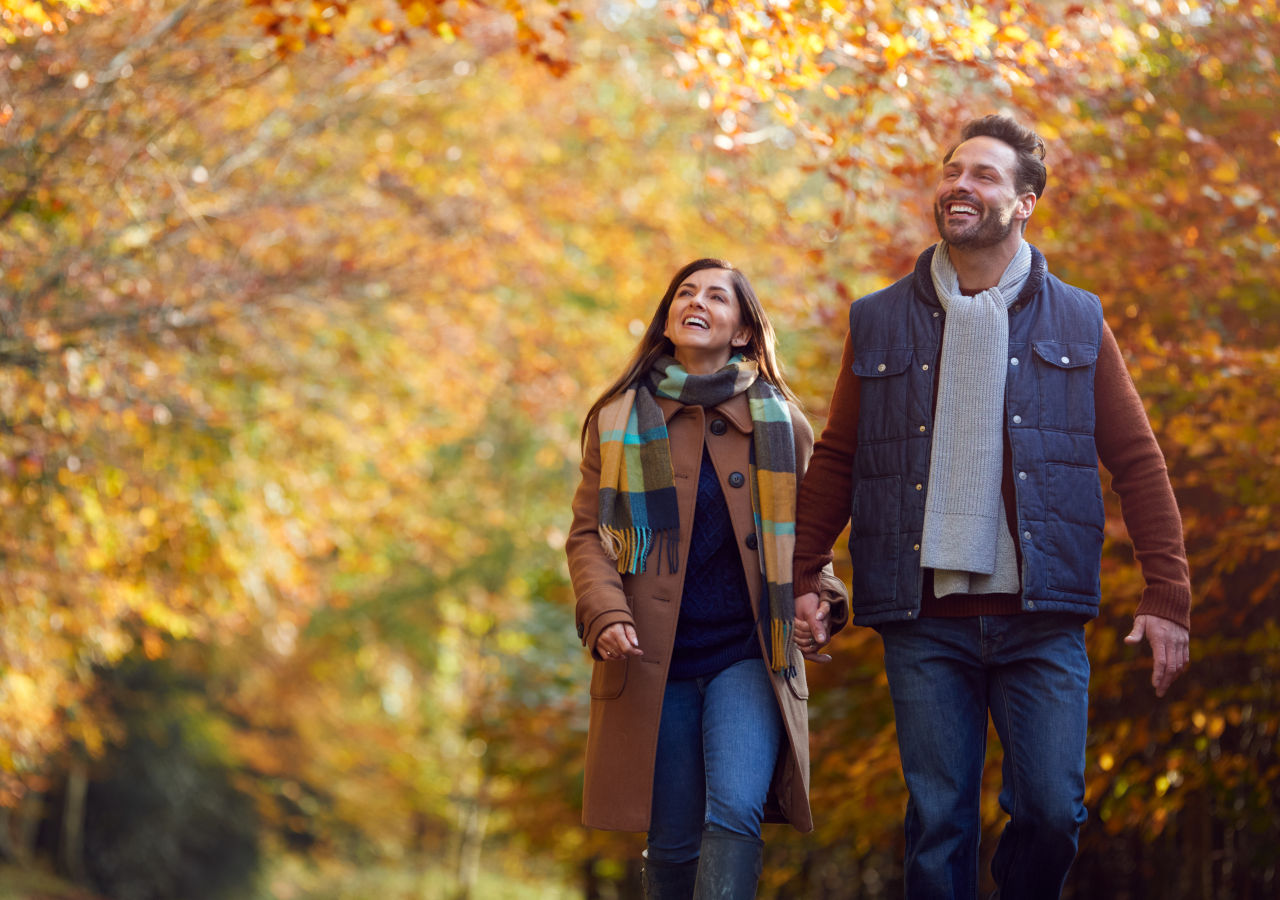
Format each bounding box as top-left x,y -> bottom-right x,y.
934,196 -> 1016,249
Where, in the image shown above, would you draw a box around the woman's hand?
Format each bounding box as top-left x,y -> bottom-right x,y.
595,623 -> 643,660
793,591 -> 832,663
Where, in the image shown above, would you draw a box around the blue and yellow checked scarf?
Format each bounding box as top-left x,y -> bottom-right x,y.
596,355 -> 798,672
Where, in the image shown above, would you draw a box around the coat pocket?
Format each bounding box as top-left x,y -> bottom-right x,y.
589,658 -> 627,700
783,644 -> 810,700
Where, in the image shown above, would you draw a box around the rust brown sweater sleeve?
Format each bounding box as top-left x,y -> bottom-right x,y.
795,330 -> 861,596
1094,323 -> 1192,630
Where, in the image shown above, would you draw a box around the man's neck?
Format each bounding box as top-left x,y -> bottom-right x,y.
947,237 -> 1025,294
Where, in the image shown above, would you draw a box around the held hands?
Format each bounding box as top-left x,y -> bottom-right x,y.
1125,614 -> 1190,698
596,598 -> 836,664
595,623 -> 642,661
793,591 -> 833,663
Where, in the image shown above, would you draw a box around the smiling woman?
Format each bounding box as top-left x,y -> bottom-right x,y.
566,258 -> 848,897
662,267 -> 751,374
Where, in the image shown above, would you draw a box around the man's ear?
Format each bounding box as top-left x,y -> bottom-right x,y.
1014,191 -> 1037,224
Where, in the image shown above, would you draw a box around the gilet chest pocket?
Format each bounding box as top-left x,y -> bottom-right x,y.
1032,341 -> 1097,433
853,349 -> 915,442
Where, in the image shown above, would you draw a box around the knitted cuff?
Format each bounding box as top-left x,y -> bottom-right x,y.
1135,582 -> 1192,632
793,558 -> 829,598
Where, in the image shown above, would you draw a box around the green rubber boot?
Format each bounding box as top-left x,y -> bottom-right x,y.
642,851 -> 698,900
691,828 -> 763,900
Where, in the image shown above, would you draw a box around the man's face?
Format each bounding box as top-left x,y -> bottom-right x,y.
933,136 -> 1035,249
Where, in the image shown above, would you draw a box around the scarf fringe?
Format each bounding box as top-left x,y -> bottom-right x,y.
599,525 -> 678,575
769,618 -> 792,673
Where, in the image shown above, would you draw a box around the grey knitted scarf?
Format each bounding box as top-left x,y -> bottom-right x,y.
922,240 -> 1031,597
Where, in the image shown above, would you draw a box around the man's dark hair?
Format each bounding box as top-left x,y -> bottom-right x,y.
945,114 -> 1048,198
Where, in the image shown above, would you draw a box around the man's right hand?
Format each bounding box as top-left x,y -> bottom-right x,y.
793,591 -> 832,662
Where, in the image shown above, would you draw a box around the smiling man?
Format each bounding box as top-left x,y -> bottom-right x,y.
790,115 -> 1192,898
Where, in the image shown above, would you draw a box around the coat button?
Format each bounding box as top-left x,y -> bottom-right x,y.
710,418 -> 727,435
1010,357 -> 1019,366
1012,414 -> 1022,424
728,472 -> 745,488
576,623 -> 584,639
745,534 -> 758,550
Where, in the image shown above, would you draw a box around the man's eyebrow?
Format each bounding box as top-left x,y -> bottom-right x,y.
943,160 -> 1002,175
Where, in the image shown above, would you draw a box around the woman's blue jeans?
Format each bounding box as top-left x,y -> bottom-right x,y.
878,613 -> 1090,900
646,658 -> 784,865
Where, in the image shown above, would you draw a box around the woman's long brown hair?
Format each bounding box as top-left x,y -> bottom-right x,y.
580,258 -> 799,448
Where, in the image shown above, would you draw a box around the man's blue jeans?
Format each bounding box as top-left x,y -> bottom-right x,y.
878,613 -> 1090,899
646,658 -> 784,865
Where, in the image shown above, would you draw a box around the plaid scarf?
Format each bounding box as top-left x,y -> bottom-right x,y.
597,355 -> 798,671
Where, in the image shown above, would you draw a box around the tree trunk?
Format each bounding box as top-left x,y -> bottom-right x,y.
0,789 -> 45,865
60,758 -> 89,883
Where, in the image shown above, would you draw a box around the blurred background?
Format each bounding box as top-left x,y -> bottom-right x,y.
0,0 -> 1276,897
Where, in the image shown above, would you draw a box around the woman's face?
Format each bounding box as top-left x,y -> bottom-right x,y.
662,268 -> 750,373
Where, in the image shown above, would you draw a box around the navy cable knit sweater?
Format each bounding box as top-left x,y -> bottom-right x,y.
669,445 -> 760,680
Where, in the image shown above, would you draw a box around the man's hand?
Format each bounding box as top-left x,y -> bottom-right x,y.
793,591 -> 832,663
1124,614 -> 1189,697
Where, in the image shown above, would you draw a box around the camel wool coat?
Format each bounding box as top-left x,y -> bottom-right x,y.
567,390 -> 849,833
